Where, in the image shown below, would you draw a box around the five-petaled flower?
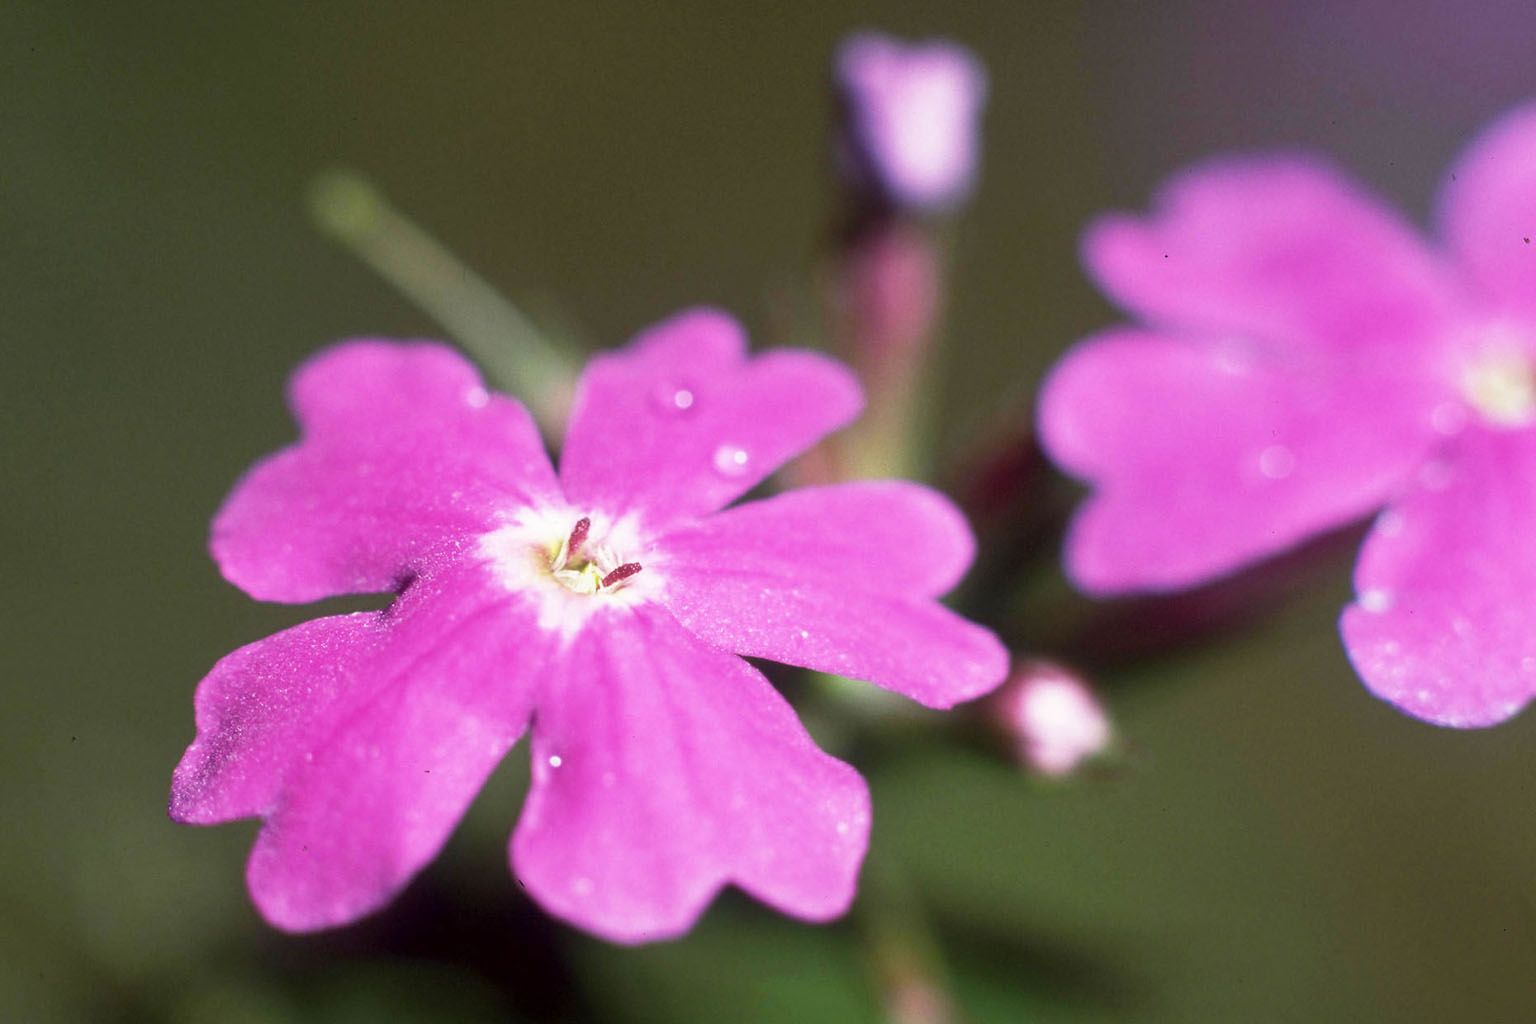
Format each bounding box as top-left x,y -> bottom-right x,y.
1039,102 -> 1536,728
170,309 -> 1007,942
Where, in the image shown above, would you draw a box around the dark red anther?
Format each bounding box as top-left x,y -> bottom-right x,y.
600,562 -> 643,588
566,517 -> 591,559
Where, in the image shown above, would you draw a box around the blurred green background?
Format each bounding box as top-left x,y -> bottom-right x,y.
5,2 -> 1536,1021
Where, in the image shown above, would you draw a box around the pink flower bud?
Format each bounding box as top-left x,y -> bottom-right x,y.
995,662 -> 1113,777
835,32 -> 987,212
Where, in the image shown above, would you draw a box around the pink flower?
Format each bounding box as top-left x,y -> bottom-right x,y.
1039,102 -> 1536,728
835,32 -> 987,212
170,309 -> 1007,942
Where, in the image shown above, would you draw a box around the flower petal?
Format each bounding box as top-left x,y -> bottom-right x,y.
559,309 -> 863,525
511,606 -> 870,944
1437,102 -> 1536,319
657,485 -> 1005,708
656,481 -> 976,598
212,341 -> 559,603
1039,328 -> 1437,593
1342,427 -> 1536,727
172,563 -> 544,931
1085,156 -> 1455,359
169,611 -> 382,825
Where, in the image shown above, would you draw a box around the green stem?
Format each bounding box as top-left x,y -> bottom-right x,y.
858,848 -> 964,1024
307,169 -> 579,433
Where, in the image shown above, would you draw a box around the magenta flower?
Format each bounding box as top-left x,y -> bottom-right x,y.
170,309 -> 1006,942
835,32 -> 987,212
1039,103 -> 1536,728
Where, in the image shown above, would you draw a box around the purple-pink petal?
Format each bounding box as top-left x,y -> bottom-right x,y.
212,341 -> 558,603
173,563 -> 543,930
1084,156 -> 1455,360
1039,328 -> 1438,592
1342,427 -> 1536,727
558,309 -> 863,526
656,481 -> 976,598
169,612 -> 382,825
1437,101 -> 1536,320
511,605 -> 870,944
658,483 -> 1004,708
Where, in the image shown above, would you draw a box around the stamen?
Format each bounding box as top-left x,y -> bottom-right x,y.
600,563 -> 643,588
567,517 -> 591,559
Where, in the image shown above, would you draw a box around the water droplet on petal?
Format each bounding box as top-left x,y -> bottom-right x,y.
1360,588 -> 1394,613
547,755 -> 563,768
1430,401 -> 1467,436
1213,338 -> 1255,375
1258,444 -> 1295,480
713,445 -> 750,476
652,380 -> 697,414
1418,459 -> 1454,491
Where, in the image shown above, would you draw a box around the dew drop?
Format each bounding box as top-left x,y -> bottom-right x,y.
547,755 -> 563,768
1360,588 -> 1393,613
1258,444 -> 1295,480
1430,401 -> 1467,436
653,381 -> 697,414
713,445 -> 750,476
1418,459 -> 1454,491
1213,338 -> 1254,375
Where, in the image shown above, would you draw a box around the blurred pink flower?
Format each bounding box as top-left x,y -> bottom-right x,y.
1039,102 -> 1536,727
994,662 -> 1113,777
170,310 -> 1006,942
835,32 -> 987,212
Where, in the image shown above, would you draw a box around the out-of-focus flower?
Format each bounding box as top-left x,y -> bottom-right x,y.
170,310 -> 1007,942
835,32 -> 987,213
1039,102 -> 1536,727
994,662 -> 1113,776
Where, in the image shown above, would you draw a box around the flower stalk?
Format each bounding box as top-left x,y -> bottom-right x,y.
306,169 -> 579,434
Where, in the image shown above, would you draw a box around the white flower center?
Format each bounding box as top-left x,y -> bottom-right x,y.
1461,349 -> 1536,427
478,508 -> 657,638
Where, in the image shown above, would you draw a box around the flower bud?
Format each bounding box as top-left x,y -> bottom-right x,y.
834,32 -> 987,213
994,661 -> 1113,777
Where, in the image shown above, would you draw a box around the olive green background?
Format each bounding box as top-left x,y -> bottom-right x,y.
4,2 -> 1535,1021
